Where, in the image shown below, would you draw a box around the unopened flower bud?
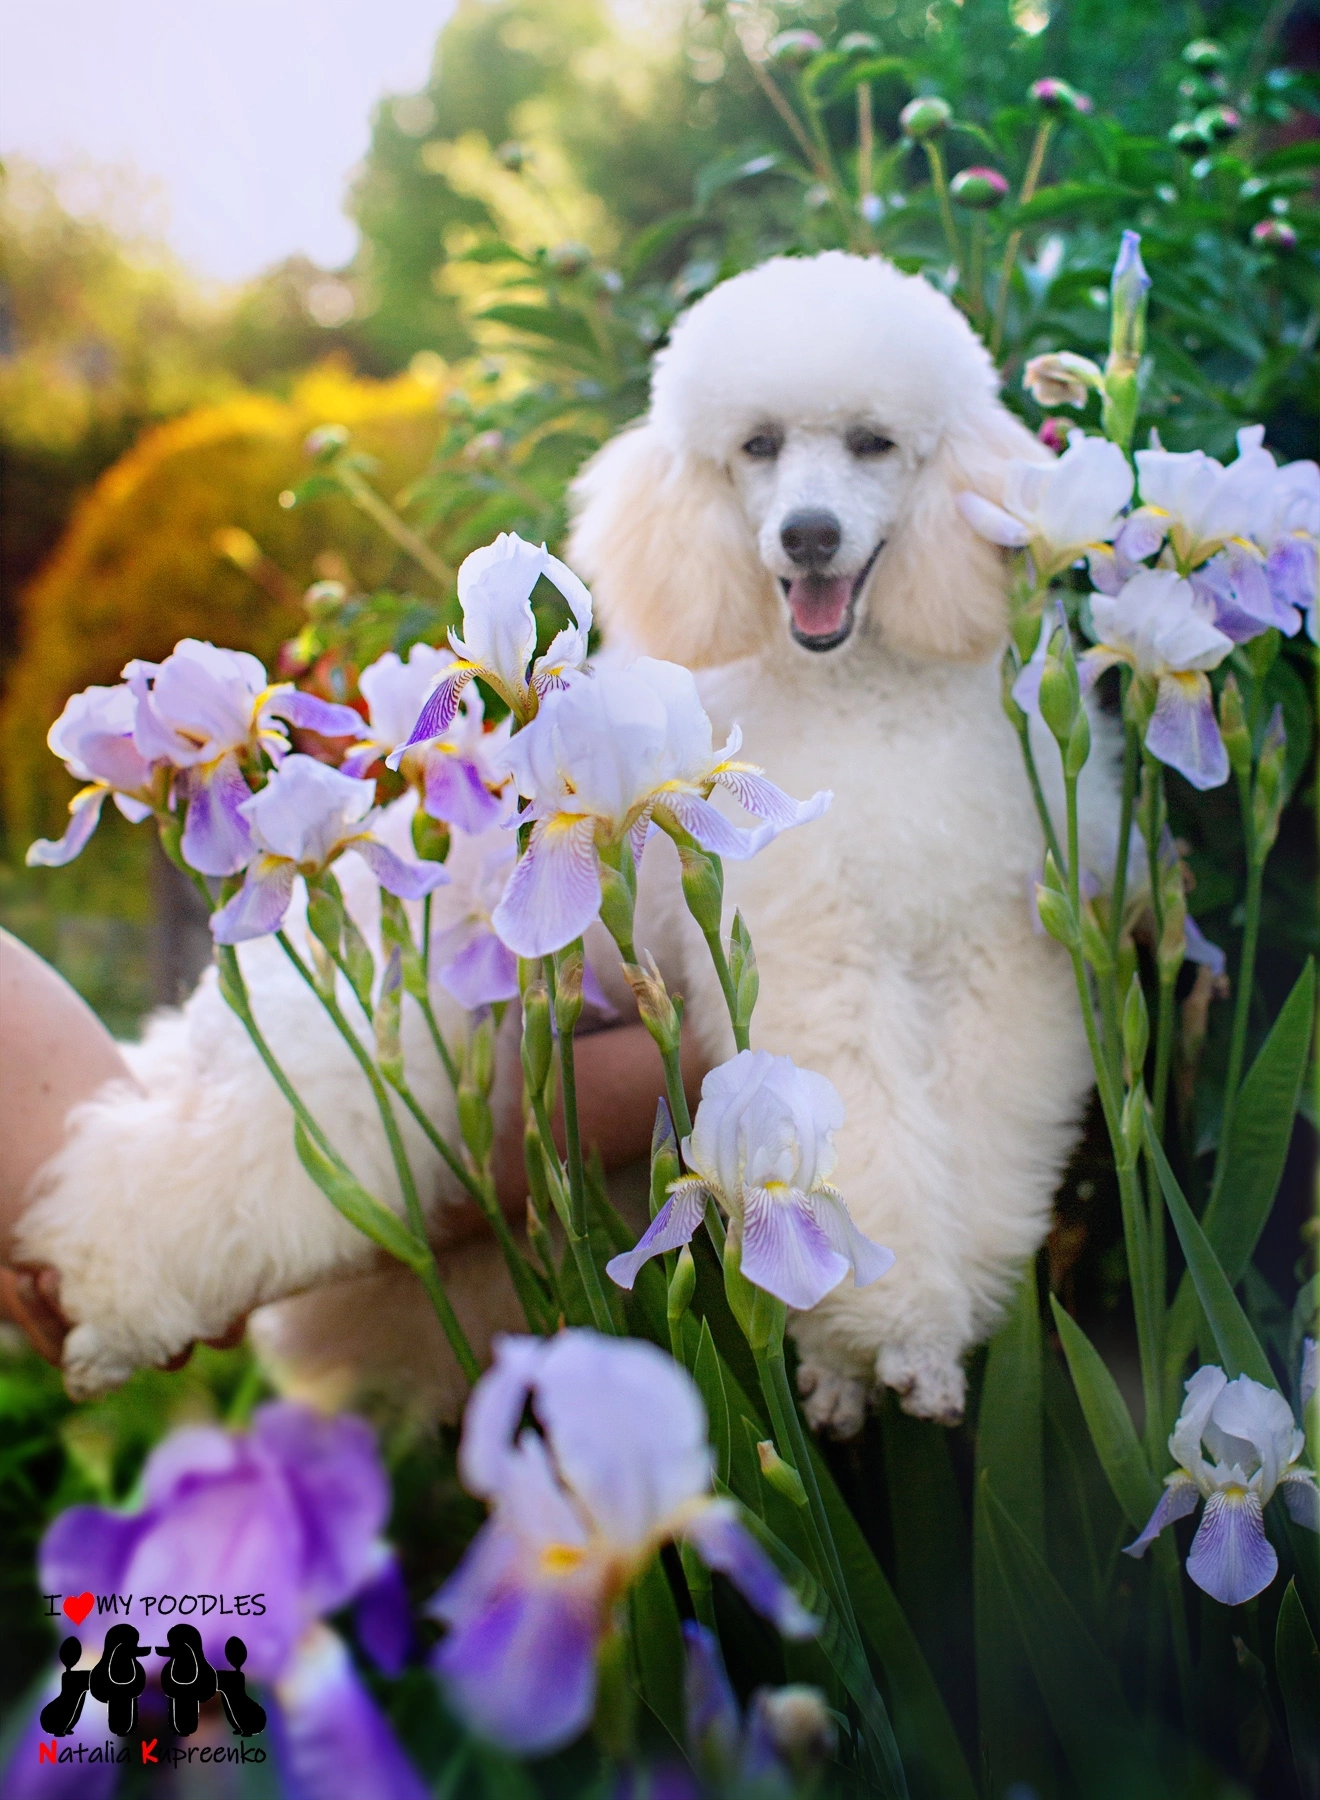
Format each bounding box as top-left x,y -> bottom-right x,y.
1108,230 -> 1150,365
1079,901 -> 1112,974
729,911 -> 759,1032
900,95 -> 952,140
1182,38 -> 1227,70
1029,77 -> 1093,115
757,1440 -> 809,1507
457,1084 -> 494,1166
521,979 -> 553,1094
667,1245 -> 697,1325
750,1685 -> 836,1771
679,845 -> 724,937
950,166 -> 1009,210
411,808 -> 450,864
1120,1085 -> 1146,1165
304,423 -> 350,462
1038,632 -> 1081,745
1253,705 -> 1287,859
1064,706 -> 1091,777
1001,646 -> 1027,730
1169,120 -> 1211,155
1158,883 -> 1188,983
495,140 -> 526,171
1122,974 -> 1149,1081
1196,104 -> 1240,141
467,1012 -> 496,1097
1037,417 -> 1070,454
553,944 -> 586,1036
304,579 -> 346,619
306,876 -> 345,958
624,953 -> 682,1055
598,857 -> 636,960
343,917 -> 375,1010
1252,218 -> 1298,251
1023,351 -> 1103,410
1036,882 -> 1080,948
1217,675 -> 1251,776
650,1098 -> 681,1218
838,31 -> 880,55
546,242 -> 591,278
767,28 -> 824,67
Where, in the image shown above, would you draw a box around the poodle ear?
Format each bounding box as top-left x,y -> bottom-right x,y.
873,402 -> 1046,662
567,422 -> 775,667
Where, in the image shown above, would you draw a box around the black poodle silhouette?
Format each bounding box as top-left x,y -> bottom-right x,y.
39,1637 -> 91,1736
154,1623 -> 218,1736
88,1624 -> 149,1736
216,1637 -> 267,1737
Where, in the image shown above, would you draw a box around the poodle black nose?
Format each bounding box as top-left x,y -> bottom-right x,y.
780,508 -> 842,567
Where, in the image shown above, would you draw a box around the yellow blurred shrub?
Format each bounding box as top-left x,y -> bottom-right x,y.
3,364 -> 448,841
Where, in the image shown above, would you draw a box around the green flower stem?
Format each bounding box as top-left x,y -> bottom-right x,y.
1016,718 -> 1066,873
1213,765 -> 1264,1196
224,939 -> 479,1384
856,80 -> 875,245
922,140 -> 962,276
1150,974 -> 1177,1142
334,461 -> 453,589
1107,701 -> 1140,969
1140,753 -> 1175,1140
968,214 -> 986,321
702,927 -> 750,1054
991,117 -> 1054,360
419,993 -> 462,1092
544,957 -> 617,1334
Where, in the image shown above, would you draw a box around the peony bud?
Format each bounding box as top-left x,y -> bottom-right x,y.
899,95 -> 952,140
304,423 -> 350,462
767,29 -> 824,67
838,31 -> 880,55
546,242 -> 591,278
1196,104 -> 1241,141
495,140 -> 526,171
1029,78 -> 1093,114
1182,39 -> 1227,70
1169,120 -> 1211,154
950,166 -> 1010,209
1252,218 -> 1298,251
1037,417 -> 1070,454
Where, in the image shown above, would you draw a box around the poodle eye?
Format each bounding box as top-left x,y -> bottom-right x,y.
848,428 -> 895,459
741,432 -> 782,460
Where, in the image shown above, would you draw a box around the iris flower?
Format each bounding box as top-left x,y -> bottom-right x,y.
956,431 -> 1134,579
343,643 -> 511,833
1126,428 -> 1283,572
490,658 -> 831,960
3,1402 -> 426,1800
425,815 -> 522,1009
428,1331 -> 817,1756
26,685 -> 156,868
388,533 -> 593,755
1124,1365 -> 1317,1605
607,1050 -> 894,1313
1083,569 -> 1233,790
210,755 -> 448,945
127,639 -> 362,876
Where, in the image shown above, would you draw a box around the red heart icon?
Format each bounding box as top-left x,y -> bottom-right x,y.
62,1593 -> 95,1626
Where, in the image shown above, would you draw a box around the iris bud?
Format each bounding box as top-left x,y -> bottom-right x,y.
1253,706 -> 1287,860
1064,706 -> 1092,778
1122,974 -> 1149,1081
1252,218 -> 1298,250
899,95 -> 952,140
1120,1086 -> 1146,1165
1038,631 -> 1081,745
1036,883 -> 1080,948
667,1245 -> 697,1325
375,948 -> 404,1087
624,954 -> 682,1055
411,809 -> 450,863
1001,646 -> 1027,731
553,945 -> 586,1036
307,876 -> 345,958
757,1440 -> 809,1507
457,1085 -> 494,1166
1217,675 -> 1251,776
950,166 -> 1010,210
679,845 -> 725,937
343,917 -> 375,1011
521,979 -> 553,1094
650,1098 -> 681,1219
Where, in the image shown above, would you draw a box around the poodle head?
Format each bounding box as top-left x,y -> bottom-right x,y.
570,251 -> 1044,667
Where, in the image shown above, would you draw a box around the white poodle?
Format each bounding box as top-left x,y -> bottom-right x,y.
570,251 -> 1118,1429
16,251 -> 1116,1431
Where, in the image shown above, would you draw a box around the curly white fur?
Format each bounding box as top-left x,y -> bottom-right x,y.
570,252 -> 1120,1428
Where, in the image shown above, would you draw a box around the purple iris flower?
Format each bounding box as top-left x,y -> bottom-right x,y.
428,1332 -> 818,1757
425,816 -> 522,1008
684,1622 -> 835,1793
26,684 -> 156,869
2,1402 -> 426,1800
608,1051 -> 893,1313
126,640 -> 363,876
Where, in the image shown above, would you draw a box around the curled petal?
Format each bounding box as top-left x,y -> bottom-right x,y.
956,491 -> 1033,547
275,1624 -> 429,1800
1185,1488 -> 1277,1605
656,791 -> 778,862
183,752 -> 256,876
807,1188 -> 895,1288
351,836 -> 450,900
386,665 -> 476,766
270,690 -> 367,738
490,814 -> 601,959
210,855 -> 297,944
605,1181 -> 709,1291
740,1188 -> 851,1311
25,786 -> 109,868
1281,1471 -> 1319,1532
714,767 -> 832,831
683,1502 -> 819,1639
431,1579 -> 600,1756
1146,673 -> 1229,791
1122,1473 -> 1200,1560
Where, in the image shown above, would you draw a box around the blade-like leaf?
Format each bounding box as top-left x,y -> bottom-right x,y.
293,1122 -> 430,1273
630,1557 -> 686,1750
1147,1129 -> 1276,1389
1010,180 -> 1140,224
1051,1296 -> 1158,1532
692,1318 -> 732,1485
1276,1579 -> 1320,1800
1167,960 -> 1314,1371
477,303 -> 600,355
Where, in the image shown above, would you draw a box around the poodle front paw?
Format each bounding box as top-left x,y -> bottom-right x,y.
797,1360 -> 869,1439
877,1345 -> 966,1425
62,1323 -> 149,1401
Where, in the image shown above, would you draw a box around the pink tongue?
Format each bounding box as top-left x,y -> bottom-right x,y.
787,575 -> 851,638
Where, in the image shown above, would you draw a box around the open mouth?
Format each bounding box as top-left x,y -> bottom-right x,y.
779,540 -> 885,652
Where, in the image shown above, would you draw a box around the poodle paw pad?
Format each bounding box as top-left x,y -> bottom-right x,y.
797,1361 -> 868,1439
877,1346 -> 966,1425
